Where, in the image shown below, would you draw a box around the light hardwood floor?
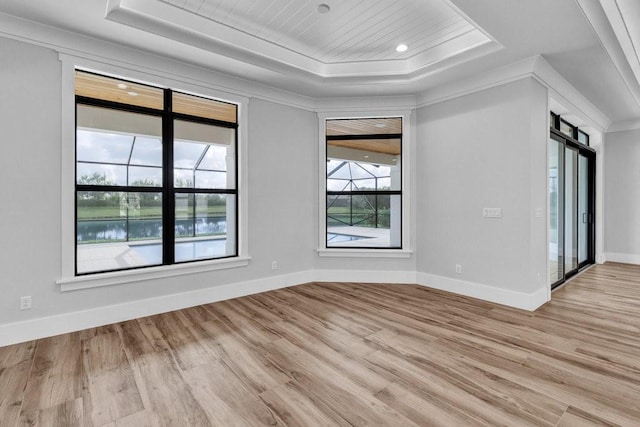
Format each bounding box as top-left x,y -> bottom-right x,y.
1,262 -> 639,426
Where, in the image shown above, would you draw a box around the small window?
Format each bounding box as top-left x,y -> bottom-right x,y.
75,71 -> 238,275
550,111 -> 558,130
577,129 -> 589,146
325,118 -> 402,249
560,119 -> 575,138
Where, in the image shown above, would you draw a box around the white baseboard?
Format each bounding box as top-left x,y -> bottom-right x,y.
1,268 -> 551,347
605,252 -> 640,265
0,271 -> 312,347
416,272 -> 549,311
313,269 -> 417,284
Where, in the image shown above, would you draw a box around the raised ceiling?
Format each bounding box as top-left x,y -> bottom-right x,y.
1,0 -> 640,126
159,0 -> 488,63
597,0 -> 640,109
106,0 -> 499,82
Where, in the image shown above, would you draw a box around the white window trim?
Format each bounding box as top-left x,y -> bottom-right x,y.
57,53 -> 250,291
317,110 -> 413,258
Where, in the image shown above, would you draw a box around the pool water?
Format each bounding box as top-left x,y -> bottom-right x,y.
131,239 -> 230,263
327,233 -> 369,243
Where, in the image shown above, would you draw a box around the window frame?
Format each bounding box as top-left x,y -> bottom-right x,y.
58,56 -> 250,290
551,111 -> 590,147
317,112 -> 413,258
75,75 -> 239,275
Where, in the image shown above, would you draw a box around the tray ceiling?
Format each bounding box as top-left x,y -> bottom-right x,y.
2,0 -> 640,125
106,0 -> 500,83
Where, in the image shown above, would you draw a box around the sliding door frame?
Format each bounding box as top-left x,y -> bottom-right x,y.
550,128 -> 596,289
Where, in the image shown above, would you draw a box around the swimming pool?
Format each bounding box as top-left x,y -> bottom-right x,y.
131,239 -> 229,263
327,232 -> 370,243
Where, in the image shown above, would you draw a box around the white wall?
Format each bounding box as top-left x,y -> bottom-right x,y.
247,98 -> 317,272
0,38 -> 62,326
415,78 -> 549,307
0,37 -> 317,335
0,32 -> 558,344
604,128 -> 640,263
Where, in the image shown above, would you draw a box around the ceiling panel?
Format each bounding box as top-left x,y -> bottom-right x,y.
328,139 -> 401,155
159,0 -> 483,64
326,118 -> 402,135
75,71 -> 164,110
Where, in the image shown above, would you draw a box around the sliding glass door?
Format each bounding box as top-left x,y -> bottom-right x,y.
549,131 -> 595,288
578,152 -> 590,267
564,146 -> 579,275
549,136 -> 564,284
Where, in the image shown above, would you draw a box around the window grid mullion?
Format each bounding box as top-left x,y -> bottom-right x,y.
163,89 -> 175,265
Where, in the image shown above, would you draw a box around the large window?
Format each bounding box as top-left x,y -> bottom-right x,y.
75,71 -> 238,275
325,117 -> 402,248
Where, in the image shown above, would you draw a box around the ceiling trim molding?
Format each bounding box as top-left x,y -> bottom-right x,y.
607,118 -> 640,132
576,0 -> 640,109
416,56 -> 540,108
0,11 -> 616,129
532,55 -> 611,131
105,0 -> 501,85
0,12 -> 316,111
319,41 -> 502,87
105,0 -> 323,84
415,54 -> 611,131
315,96 -> 417,113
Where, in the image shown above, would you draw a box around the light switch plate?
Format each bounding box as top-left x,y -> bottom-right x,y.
483,208 -> 502,218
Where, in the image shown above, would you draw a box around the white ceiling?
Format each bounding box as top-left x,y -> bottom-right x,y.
159,0 -> 484,63
1,0 -> 640,127
105,0 -> 499,82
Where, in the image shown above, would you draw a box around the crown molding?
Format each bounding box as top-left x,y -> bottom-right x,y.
532,55 -> 611,131
314,96 -> 417,113
607,118 -> 640,132
105,0 -> 501,85
415,54 -> 611,132
0,12 -> 615,129
0,12 -> 316,111
416,56 -> 539,108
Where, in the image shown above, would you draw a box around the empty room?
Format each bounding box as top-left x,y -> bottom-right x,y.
1,0 -> 639,425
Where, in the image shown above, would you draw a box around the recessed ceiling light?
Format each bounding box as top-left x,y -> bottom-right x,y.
317,4 -> 330,14
117,83 -> 128,89
396,44 -> 408,53
127,91 -> 139,97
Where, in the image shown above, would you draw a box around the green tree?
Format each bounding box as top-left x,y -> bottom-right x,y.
78,172 -> 114,186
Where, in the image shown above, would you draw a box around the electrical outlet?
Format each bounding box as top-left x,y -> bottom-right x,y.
271,261 -> 278,270
20,296 -> 32,310
455,264 -> 462,274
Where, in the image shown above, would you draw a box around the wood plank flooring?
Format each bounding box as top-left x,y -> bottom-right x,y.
1,262 -> 639,426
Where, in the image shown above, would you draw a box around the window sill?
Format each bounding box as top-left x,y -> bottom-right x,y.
57,256 -> 251,292
317,248 -> 413,258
